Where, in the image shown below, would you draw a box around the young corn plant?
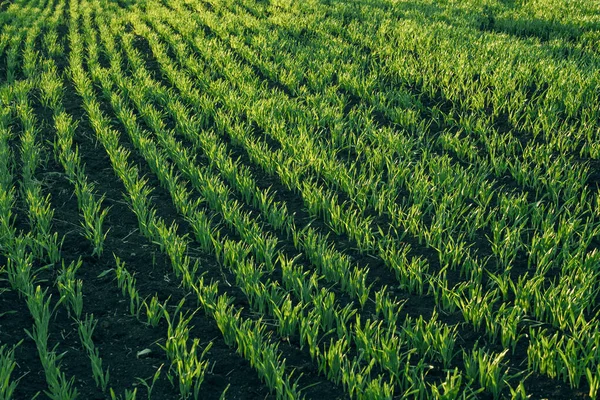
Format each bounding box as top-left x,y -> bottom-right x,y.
135,364 -> 163,400
24,286 -> 78,400
78,314 -> 110,392
4,237 -> 35,297
464,347 -> 518,400
271,295 -> 303,339
142,294 -> 168,328
77,184 -> 110,257
429,368 -> 464,400
56,258 -> 84,319
161,307 -> 211,400
586,364 -> 600,400
0,341 -> 22,399
110,387 -> 137,400
114,257 -> 141,317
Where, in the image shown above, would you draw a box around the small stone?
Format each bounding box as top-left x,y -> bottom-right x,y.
137,348 -> 152,358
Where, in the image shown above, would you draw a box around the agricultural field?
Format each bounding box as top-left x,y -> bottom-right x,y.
1,0 -> 600,398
